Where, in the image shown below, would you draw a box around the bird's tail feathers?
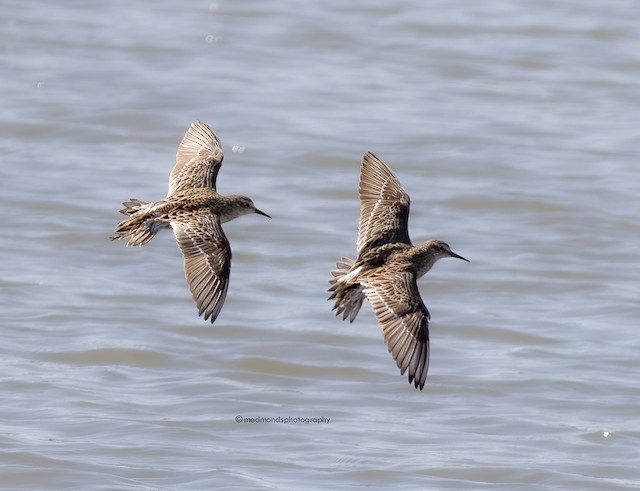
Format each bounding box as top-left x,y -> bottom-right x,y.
118,198 -> 152,216
328,257 -> 365,322
111,200 -> 165,246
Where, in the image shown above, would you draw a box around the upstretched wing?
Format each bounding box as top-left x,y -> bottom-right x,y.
363,271 -> 430,389
168,121 -> 223,195
357,152 -> 411,254
172,213 -> 231,323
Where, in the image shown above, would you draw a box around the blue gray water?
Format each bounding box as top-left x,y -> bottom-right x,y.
1,0 -> 639,489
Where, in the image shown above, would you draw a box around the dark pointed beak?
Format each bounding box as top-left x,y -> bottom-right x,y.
255,208 -> 271,219
450,250 -> 469,262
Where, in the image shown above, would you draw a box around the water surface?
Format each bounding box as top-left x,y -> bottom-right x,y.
1,0 -> 639,489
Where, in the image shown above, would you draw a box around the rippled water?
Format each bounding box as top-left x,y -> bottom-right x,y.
2,0 -> 639,489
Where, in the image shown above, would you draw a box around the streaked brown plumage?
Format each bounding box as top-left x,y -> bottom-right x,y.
329,152 -> 468,389
111,121 -> 270,323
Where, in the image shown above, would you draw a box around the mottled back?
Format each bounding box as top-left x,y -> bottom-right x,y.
168,120 -> 223,196
357,152 -> 411,254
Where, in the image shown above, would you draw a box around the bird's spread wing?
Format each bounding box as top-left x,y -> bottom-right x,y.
357,152 -> 411,254
363,272 -> 430,389
168,121 -> 223,195
172,213 -> 231,323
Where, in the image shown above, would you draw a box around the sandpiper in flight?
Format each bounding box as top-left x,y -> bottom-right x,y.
111,120 -> 270,323
328,152 -> 468,389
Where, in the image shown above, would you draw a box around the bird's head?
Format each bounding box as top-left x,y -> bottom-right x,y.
428,240 -> 469,262
228,195 -> 271,221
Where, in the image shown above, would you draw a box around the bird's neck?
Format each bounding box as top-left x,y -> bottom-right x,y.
413,242 -> 439,278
